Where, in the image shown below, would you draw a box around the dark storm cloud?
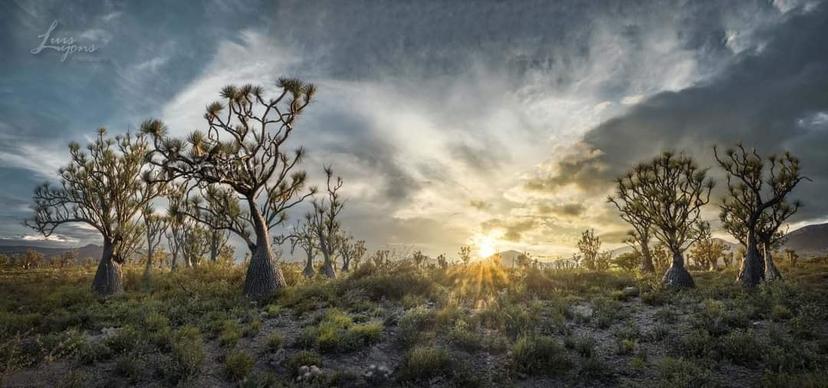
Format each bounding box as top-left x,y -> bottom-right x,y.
529,4 -> 828,221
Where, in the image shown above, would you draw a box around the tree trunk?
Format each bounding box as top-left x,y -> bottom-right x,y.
764,244 -> 783,281
341,257 -> 350,272
737,232 -> 765,288
171,251 -> 178,271
142,242 -> 154,287
303,249 -> 315,278
321,251 -> 337,279
243,203 -> 286,299
662,249 -> 694,288
640,240 -> 655,273
92,237 -> 123,296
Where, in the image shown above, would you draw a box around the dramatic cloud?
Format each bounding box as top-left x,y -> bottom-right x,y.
1,0 -> 825,258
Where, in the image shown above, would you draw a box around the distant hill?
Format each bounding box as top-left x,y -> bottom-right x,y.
784,223 -> 828,257
0,243 -> 102,260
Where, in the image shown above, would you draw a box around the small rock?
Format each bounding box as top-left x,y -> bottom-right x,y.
299,365 -> 309,374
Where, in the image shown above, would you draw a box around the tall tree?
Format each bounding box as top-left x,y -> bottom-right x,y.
142,205 -> 168,282
577,229 -> 601,270
609,191 -> 655,273
307,167 -> 344,279
614,152 -> 713,288
27,129 -> 162,295
143,80 -> 316,299
714,145 -> 807,288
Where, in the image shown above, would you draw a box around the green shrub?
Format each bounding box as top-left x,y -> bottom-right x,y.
224,350 -> 254,381
162,325 -> 205,383
397,346 -> 454,381
266,332 -> 283,352
675,329 -> 714,359
104,325 -> 142,355
219,320 -> 242,348
656,357 -> 715,387
77,341 -> 112,364
564,335 -> 595,358
511,335 -> 572,375
717,329 -> 766,365
397,306 -> 435,347
114,353 -> 146,383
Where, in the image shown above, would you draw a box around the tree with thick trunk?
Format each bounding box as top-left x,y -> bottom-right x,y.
612,152 -> 713,288
715,145 -> 808,288
142,205 -> 168,284
307,167 -> 345,279
143,80 -> 316,299
27,129 -> 163,296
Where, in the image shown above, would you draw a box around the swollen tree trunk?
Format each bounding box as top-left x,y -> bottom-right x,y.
92,237 -> 123,296
662,249 -> 694,288
243,204 -> 286,299
321,251 -> 336,279
640,240 -> 655,273
764,244 -> 783,281
170,251 -> 178,271
737,232 -> 765,288
341,257 -> 350,272
303,249 -> 315,278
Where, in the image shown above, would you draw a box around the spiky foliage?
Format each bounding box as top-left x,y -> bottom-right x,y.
613,152 -> 713,288
688,224 -> 729,271
143,79 -> 317,299
577,229 -> 602,270
26,129 -> 163,295
307,167 -> 345,279
714,144 -> 808,287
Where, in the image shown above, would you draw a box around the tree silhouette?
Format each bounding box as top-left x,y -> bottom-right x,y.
142,205 -> 168,283
280,219 -> 317,278
613,152 -> 713,288
339,236 -> 366,272
27,129 -> 162,295
577,229 -> 601,270
689,224 -> 729,271
143,80 -> 316,299
609,193 -> 655,273
307,167 -> 344,279
458,246 -> 472,266
714,144 -> 807,288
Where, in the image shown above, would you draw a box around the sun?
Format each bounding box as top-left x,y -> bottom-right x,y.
474,234 -> 498,258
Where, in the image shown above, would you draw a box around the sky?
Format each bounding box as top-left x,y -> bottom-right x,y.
1,0 -> 827,259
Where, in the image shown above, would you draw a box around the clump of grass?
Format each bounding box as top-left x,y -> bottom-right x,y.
511,335 -> 572,376
397,346 -> 454,381
218,320 -> 242,348
299,309 -> 383,352
397,306 -> 435,347
675,329 -> 714,359
717,329 -> 766,365
266,332 -> 283,352
161,325 -> 205,383
224,350 -> 254,381
564,335 -> 596,358
655,357 -> 714,387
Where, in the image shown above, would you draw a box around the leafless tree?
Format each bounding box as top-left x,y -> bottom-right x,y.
339,236 -> 366,272
26,129 -> 163,295
142,205 -> 168,282
307,167 -> 344,279
577,229 -> 602,270
143,79 -> 316,299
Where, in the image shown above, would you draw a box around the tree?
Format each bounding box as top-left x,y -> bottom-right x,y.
143,80 -> 316,299
437,254 -> 448,270
142,205 -> 168,282
59,250 -> 78,268
26,129 -> 162,295
412,250 -> 427,268
609,189 -> 655,273
577,229 -> 601,270
339,236 -> 366,272
715,145 -> 807,288
614,152 -> 713,288
307,167 -> 344,279
21,249 -> 43,269
458,246 -> 472,266
281,219 -> 317,278
689,225 -> 729,271
612,251 -> 640,272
